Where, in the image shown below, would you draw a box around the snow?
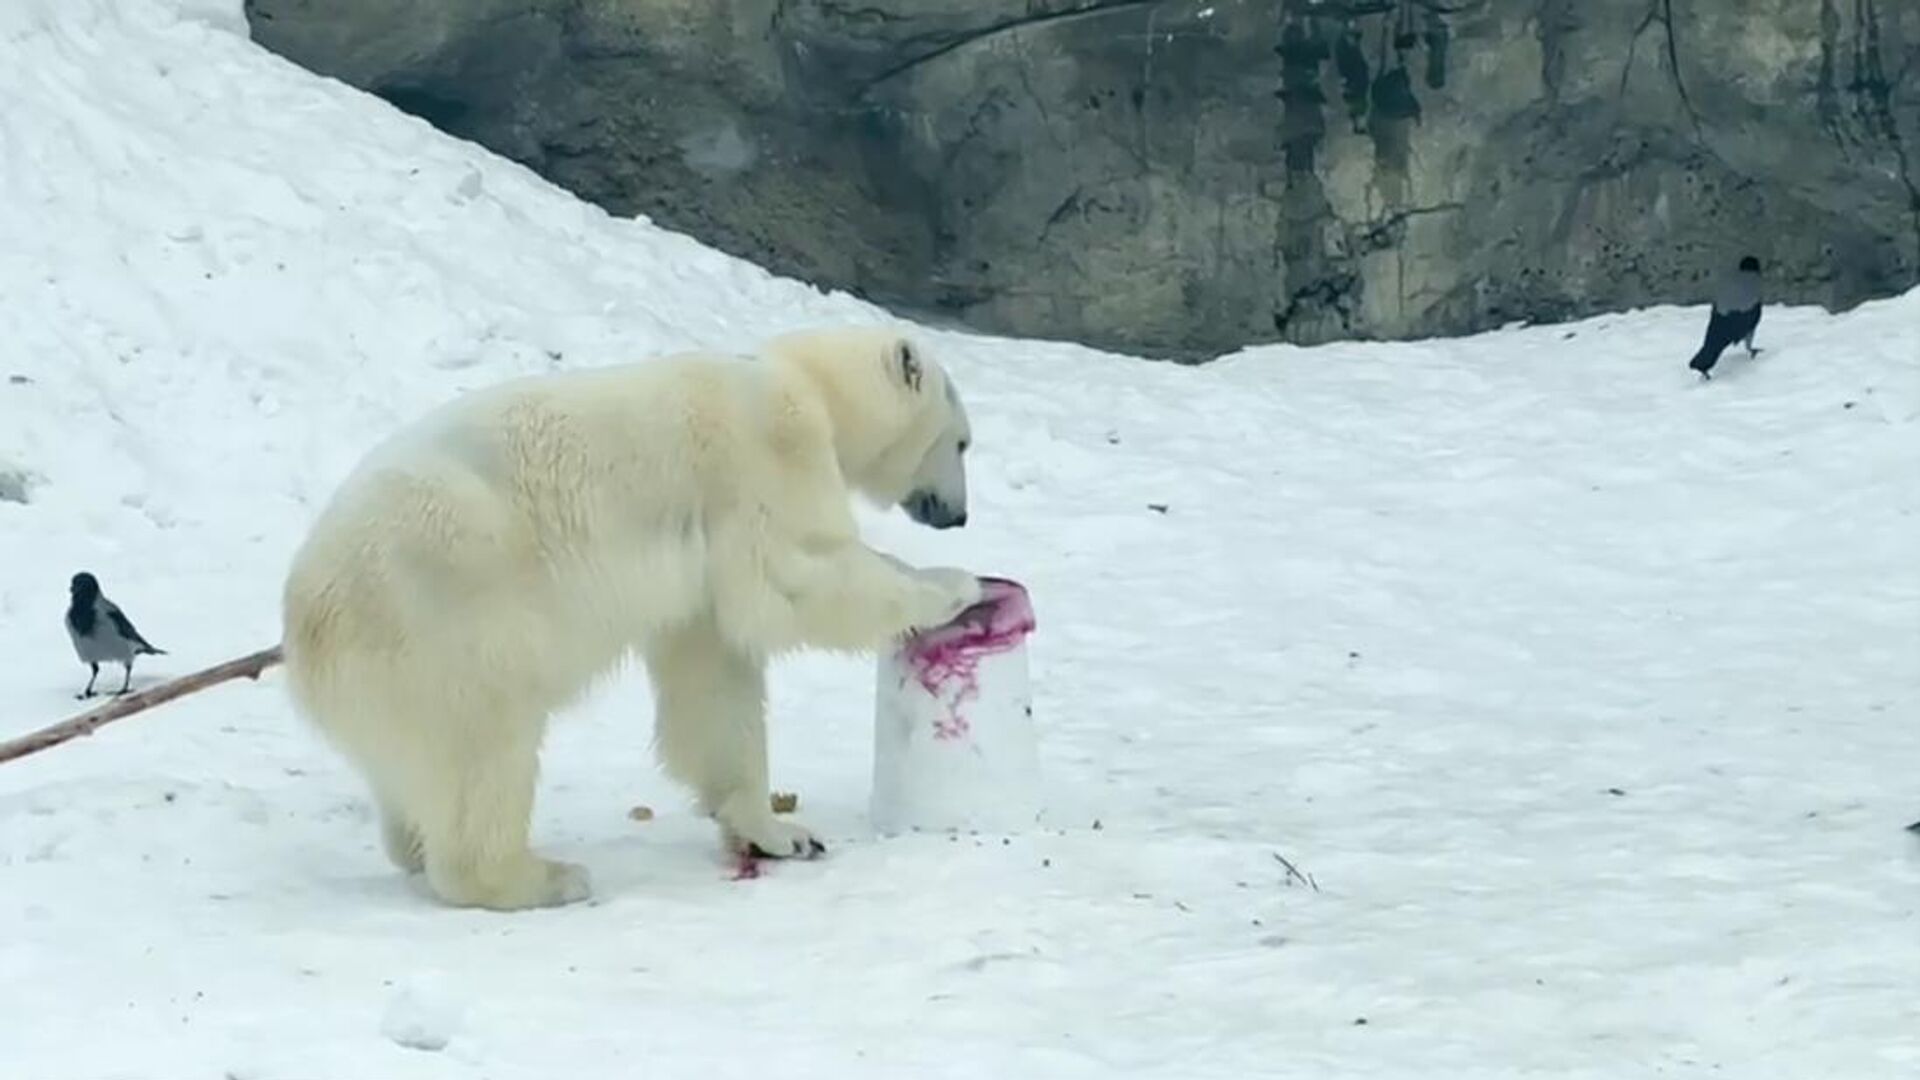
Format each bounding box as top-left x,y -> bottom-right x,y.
2,0 -> 1918,1076
380,974 -> 465,1054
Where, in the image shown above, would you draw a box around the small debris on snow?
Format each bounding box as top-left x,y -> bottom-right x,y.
380,975 -> 462,1052
0,466 -> 38,505
1272,850 -> 1319,892
1147,503 -> 1168,514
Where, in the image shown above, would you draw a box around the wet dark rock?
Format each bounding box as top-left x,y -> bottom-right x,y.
246,0 -> 1920,361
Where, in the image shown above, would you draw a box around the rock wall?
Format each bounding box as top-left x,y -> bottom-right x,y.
244,0 -> 1920,360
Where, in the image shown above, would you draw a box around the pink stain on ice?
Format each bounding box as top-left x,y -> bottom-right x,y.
730,853 -> 763,881
900,577 -> 1036,742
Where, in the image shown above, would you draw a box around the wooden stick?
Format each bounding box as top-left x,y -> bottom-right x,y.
0,645 -> 284,765
1271,850 -> 1321,893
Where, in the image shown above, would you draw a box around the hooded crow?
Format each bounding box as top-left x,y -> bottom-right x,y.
1688,255 -> 1764,380
65,571 -> 165,698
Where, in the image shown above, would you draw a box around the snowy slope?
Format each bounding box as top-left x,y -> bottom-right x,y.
3,1 -> 1919,1077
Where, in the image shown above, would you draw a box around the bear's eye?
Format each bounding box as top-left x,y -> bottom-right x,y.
958,438 -> 970,453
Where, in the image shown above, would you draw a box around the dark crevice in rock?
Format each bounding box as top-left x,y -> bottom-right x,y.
1820,0 -> 1920,261
1353,201 -> 1465,252
1614,2 -> 1712,164
815,1 -> 908,26
1818,0 -> 1849,150
1536,0 -> 1573,103
1297,1 -> 1485,15
856,0 -> 1165,98
1888,144 -> 1920,262
1614,3 -> 1661,111
1612,1 -> 1658,122
1333,24 -> 1371,133
1273,271 -> 1361,339
1657,0 -> 1707,145
1422,7 -> 1450,89
1273,5 -> 1340,347
377,85 -> 474,131
1854,0 -> 1920,261
1889,135 -> 1920,265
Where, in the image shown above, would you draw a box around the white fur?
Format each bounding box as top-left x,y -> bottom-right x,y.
280,326 -> 981,910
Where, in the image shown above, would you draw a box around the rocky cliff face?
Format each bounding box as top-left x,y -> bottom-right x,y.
244,0 -> 1920,360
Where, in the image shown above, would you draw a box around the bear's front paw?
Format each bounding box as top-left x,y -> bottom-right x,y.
725,816 -> 827,861
916,566 -> 984,629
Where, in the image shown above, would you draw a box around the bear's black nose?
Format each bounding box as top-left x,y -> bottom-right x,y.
926,502 -> 966,529
905,491 -> 966,528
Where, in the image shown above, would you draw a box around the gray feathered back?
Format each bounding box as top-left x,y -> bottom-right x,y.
1713,268 -> 1762,314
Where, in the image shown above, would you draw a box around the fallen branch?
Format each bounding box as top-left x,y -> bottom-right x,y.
1272,850 -> 1321,893
0,645 -> 284,765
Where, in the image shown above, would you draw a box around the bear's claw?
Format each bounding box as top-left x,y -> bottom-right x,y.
725,815 -> 827,861
749,836 -> 827,860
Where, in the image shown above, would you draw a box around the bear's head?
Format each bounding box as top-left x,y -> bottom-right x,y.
762,325 -> 972,530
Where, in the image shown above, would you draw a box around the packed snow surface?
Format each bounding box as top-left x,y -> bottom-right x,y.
3,2 -> 1918,1077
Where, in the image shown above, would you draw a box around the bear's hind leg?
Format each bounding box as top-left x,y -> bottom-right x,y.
646,615 -> 824,860
375,792 -> 425,874
406,721 -> 593,910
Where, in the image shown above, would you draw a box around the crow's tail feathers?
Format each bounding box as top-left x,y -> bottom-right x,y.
1690,310 -> 1741,375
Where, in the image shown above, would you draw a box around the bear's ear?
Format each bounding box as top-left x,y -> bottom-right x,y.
894,338 -> 922,394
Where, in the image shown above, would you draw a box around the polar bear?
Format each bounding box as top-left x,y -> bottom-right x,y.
280,325 -> 982,911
